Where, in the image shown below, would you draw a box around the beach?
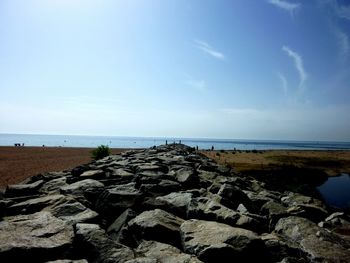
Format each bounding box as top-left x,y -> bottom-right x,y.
1,146 -> 350,190
0,146 -> 127,189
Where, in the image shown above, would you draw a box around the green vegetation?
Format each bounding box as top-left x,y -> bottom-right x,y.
91,145 -> 111,160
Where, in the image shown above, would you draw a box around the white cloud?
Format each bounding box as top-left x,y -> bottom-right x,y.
335,29 -> 350,58
194,39 -> 225,60
268,0 -> 300,14
282,46 -> 307,93
186,78 -> 207,92
277,72 -> 288,94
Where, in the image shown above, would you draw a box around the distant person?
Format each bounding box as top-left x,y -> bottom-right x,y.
166,140 -> 168,145
196,145 -> 198,151
211,145 -> 214,151
179,140 -> 181,144
22,143 -> 24,147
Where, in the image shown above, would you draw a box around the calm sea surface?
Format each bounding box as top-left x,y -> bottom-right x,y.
1,134 -> 350,150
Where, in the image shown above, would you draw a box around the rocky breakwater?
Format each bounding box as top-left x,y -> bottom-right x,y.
1,144 -> 350,263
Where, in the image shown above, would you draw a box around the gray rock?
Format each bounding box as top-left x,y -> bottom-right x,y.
8,194 -> 66,215
217,183 -> 251,210
40,177 -> 68,194
173,167 -> 199,188
0,211 -> 74,262
275,216 -> 350,262
286,204 -> 328,223
107,208 -> 136,239
156,192 -> 193,217
128,209 -> 184,247
5,180 -> 44,197
46,198 -> 99,224
60,179 -> 104,196
180,219 -> 266,262
261,201 -> 289,230
134,240 -> 202,263
45,260 -> 88,263
96,183 -> 142,216
75,223 -> 134,263
80,169 -> 104,179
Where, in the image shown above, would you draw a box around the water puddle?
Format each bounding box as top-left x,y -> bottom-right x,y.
317,173 -> 350,210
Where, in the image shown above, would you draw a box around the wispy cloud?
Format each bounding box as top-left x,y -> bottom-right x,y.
282,46 -> 307,93
335,28 -> 350,58
194,39 -> 225,60
186,77 -> 207,92
329,0 -> 350,21
277,72 -> 288,94
268,0 -> 300,14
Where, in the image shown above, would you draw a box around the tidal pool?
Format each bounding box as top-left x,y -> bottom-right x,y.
317,173 -> 350,209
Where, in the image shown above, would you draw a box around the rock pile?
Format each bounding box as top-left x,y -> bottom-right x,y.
1,144 -> 350,262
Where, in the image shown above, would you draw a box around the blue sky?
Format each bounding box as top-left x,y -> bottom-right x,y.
1,0 -> 350,141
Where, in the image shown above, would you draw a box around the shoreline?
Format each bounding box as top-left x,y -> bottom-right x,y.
0,146 -> 132,189
1,146 -> 350,190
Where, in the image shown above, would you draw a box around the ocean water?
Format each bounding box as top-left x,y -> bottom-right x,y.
1,133 -> 350,150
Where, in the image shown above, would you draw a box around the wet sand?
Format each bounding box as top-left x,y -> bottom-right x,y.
0,146 -> 128,189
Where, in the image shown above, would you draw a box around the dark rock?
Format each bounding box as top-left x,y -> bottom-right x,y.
275,216 -> 350,262
156,192 -> 193,217
217,183 -> 252,210
128,209 -> 184,247
45,260 -> 88,263
60,179 -> 104,196
261,200 -> 289,230
107,208 -> 136,239
75,223 -> 134,263
180,219 -> 266,262
40,177 -> 68,194
133,240 -> 202,263
5,180 -> 44,197
0,211 -> 74,262
95,183 -> 142,217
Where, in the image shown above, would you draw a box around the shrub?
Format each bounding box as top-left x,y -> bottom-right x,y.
91,145 -> 111,160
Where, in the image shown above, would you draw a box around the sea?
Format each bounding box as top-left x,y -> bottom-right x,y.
1,133 -> 350,151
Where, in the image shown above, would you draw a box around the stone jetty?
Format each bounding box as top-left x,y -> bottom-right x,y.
1,144 -> 350,262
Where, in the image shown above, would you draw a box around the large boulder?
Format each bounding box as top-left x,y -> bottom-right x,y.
275,216 -> 350,262
5,180 -> 44,197
132,240 -> 202,263
128,209 -> 184,247
180,219 -> 266,262
0,211 -> 74,262
75,223 -> 134,263
60,179 -> 104,196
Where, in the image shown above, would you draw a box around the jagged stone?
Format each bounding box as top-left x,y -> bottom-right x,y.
5,180 -> 44,197
107,208 -> 136,239
60,179 -> 104,196
40,177 -> 68,194
156,192 -> 193,217
0,211 -> 74,262
180,219 -> 266,262
75,223 -> 134,263
133,240 -> 202,263
8,194 -> 66,215
95,183 -> 142,216
128,209 -> 184,247
217,183 -> 252,210
261,200 -> 289,229
275,216 -> 350,262
79,169 -> 104,179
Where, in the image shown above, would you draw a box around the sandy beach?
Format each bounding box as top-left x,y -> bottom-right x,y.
1,146 -> 350,190
0,146 -> 127,189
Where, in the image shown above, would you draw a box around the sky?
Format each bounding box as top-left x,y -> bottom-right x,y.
1,0 -> 350,141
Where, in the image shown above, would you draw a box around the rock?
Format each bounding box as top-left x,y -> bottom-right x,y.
95,183 -> 142,217
8,194 -> 66,215
286,204 -> 328,223
0,211 -> 74,262
40,177 -> 68,194
217,183 -> 251,210
261,201 -> 289,230
139,180 -> 181,196
60,179 -> 104,196
46,198 -> 99,224
180,219 -> 266,262
156,192 -> 193,217
75,223 -> 134,263
275,216 -> 350,262
45,260 -> 88,263
173,167 -> 199,188
80,169 -> 104,179
133,240 -> 202,263
107,208 -> 136,239
128,209 -> 184,247
5,180 -> 44,197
